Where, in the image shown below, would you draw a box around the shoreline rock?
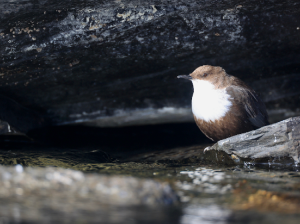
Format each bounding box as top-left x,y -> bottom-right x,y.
124,117 -> 300,167
0,165 -> 179,206
208,116 -> 300,165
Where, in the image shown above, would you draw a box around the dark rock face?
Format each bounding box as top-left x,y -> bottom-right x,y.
0,0 -> 300,130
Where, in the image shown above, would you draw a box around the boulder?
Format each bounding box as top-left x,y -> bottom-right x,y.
0,0 -> 300,130
208,116 -> 300,165
125,117 -> 300,167
0,164 -> 180,222
0,164 -> 179,205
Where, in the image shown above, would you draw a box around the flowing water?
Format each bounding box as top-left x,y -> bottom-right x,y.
0,124 -> 300,224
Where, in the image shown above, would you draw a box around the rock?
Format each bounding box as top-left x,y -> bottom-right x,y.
0,164 -> 181,223
0,0 -> 300,129
0,165 -> 179,206
0,120 -> 13,134
124,117 -> 300,167
208,116 -> 300,165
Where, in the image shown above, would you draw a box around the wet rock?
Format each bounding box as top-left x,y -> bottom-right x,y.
0,164 -> 181,223
0,120 -> 13,134
0,165 -> 178,206
123,117 -> 300,167
208,116 -> 300,165
0,0 -> 300,129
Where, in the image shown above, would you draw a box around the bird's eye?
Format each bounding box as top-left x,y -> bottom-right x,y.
203,73 -> 208,77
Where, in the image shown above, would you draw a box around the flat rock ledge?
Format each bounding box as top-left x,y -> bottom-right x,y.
207,116 -> 300,166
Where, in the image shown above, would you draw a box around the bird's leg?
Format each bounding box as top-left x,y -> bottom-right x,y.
203,146 -> 212,154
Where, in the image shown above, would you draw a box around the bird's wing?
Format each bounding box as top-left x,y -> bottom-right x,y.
226,85 -> 269,128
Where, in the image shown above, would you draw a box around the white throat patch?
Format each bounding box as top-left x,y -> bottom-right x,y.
191,80 -> 232,122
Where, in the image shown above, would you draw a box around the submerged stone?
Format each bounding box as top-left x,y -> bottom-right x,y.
0,165 -> 179,206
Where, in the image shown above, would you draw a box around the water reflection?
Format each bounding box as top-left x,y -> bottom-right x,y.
0,134 -> 300,223
178,168 -> 232,194
181,204 -> 231,224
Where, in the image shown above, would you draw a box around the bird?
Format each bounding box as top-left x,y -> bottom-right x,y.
177,65 -> 269,141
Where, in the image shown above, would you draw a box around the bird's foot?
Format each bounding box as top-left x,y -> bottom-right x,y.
203,146 -> 212,154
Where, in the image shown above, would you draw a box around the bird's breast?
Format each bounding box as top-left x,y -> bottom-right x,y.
191,80 -> 232,122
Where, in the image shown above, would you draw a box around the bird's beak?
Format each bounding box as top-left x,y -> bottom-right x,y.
177,75 -> 192,80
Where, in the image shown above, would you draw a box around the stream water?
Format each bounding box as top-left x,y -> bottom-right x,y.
0,124 -> 300,223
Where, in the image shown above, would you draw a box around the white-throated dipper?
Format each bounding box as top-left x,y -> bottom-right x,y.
177,65 -> 269,141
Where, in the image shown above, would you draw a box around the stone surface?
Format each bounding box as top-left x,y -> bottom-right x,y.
0,0 -> 300,130
1,163 -> 300,223
0,164 -> 178,206
0,164 -> 181,223
120,117 -> 300,167
0,120 -> 13,134
209,116 -> 300,165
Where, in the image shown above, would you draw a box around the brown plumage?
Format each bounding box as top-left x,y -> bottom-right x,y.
178,65 -> 269,141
